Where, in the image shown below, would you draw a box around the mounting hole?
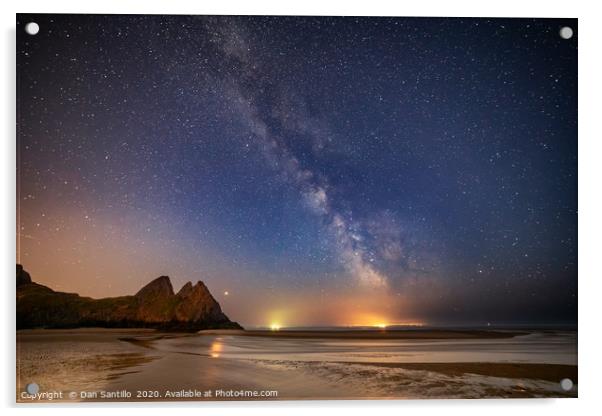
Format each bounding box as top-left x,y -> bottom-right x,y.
560,378 -> 573,391
24,22 -> 40,36
559,26 -> 573,40
26,382 -> 39,395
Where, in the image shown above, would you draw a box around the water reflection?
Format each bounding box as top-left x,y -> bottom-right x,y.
210,338 -> 223,358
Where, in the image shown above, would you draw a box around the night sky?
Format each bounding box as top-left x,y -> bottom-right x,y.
17,15 -> 577,327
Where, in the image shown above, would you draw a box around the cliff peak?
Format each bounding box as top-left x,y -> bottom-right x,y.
16,264 -> 32,286
177,281 -> 194,297
135,275 -> 174,300
194,280 -> 210,292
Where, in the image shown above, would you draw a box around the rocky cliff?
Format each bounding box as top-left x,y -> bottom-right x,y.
16,265 -> 242,331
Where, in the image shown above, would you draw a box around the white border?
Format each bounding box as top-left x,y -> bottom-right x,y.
2,1 -> 602,415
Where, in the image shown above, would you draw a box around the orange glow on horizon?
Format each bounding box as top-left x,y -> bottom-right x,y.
346,312 -> 425,328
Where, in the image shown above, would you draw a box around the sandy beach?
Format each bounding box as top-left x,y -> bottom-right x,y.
17,328 -> 577,402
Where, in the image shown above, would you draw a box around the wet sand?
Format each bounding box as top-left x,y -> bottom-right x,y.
346,362 -> 578,383
17,329 -> 161,397
17,328 -> 577,402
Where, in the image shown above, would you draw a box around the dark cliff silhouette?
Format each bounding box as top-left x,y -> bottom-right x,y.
16,264 -> 242,331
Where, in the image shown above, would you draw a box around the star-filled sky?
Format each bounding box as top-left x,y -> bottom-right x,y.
17,15 -> 577,328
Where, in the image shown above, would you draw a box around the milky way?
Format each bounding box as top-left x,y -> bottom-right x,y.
17,15 -> 577,326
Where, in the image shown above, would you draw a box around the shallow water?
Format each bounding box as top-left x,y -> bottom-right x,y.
151,331 -> 577,365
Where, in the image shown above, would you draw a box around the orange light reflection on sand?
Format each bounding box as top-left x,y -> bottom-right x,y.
210,339 -> 223,358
